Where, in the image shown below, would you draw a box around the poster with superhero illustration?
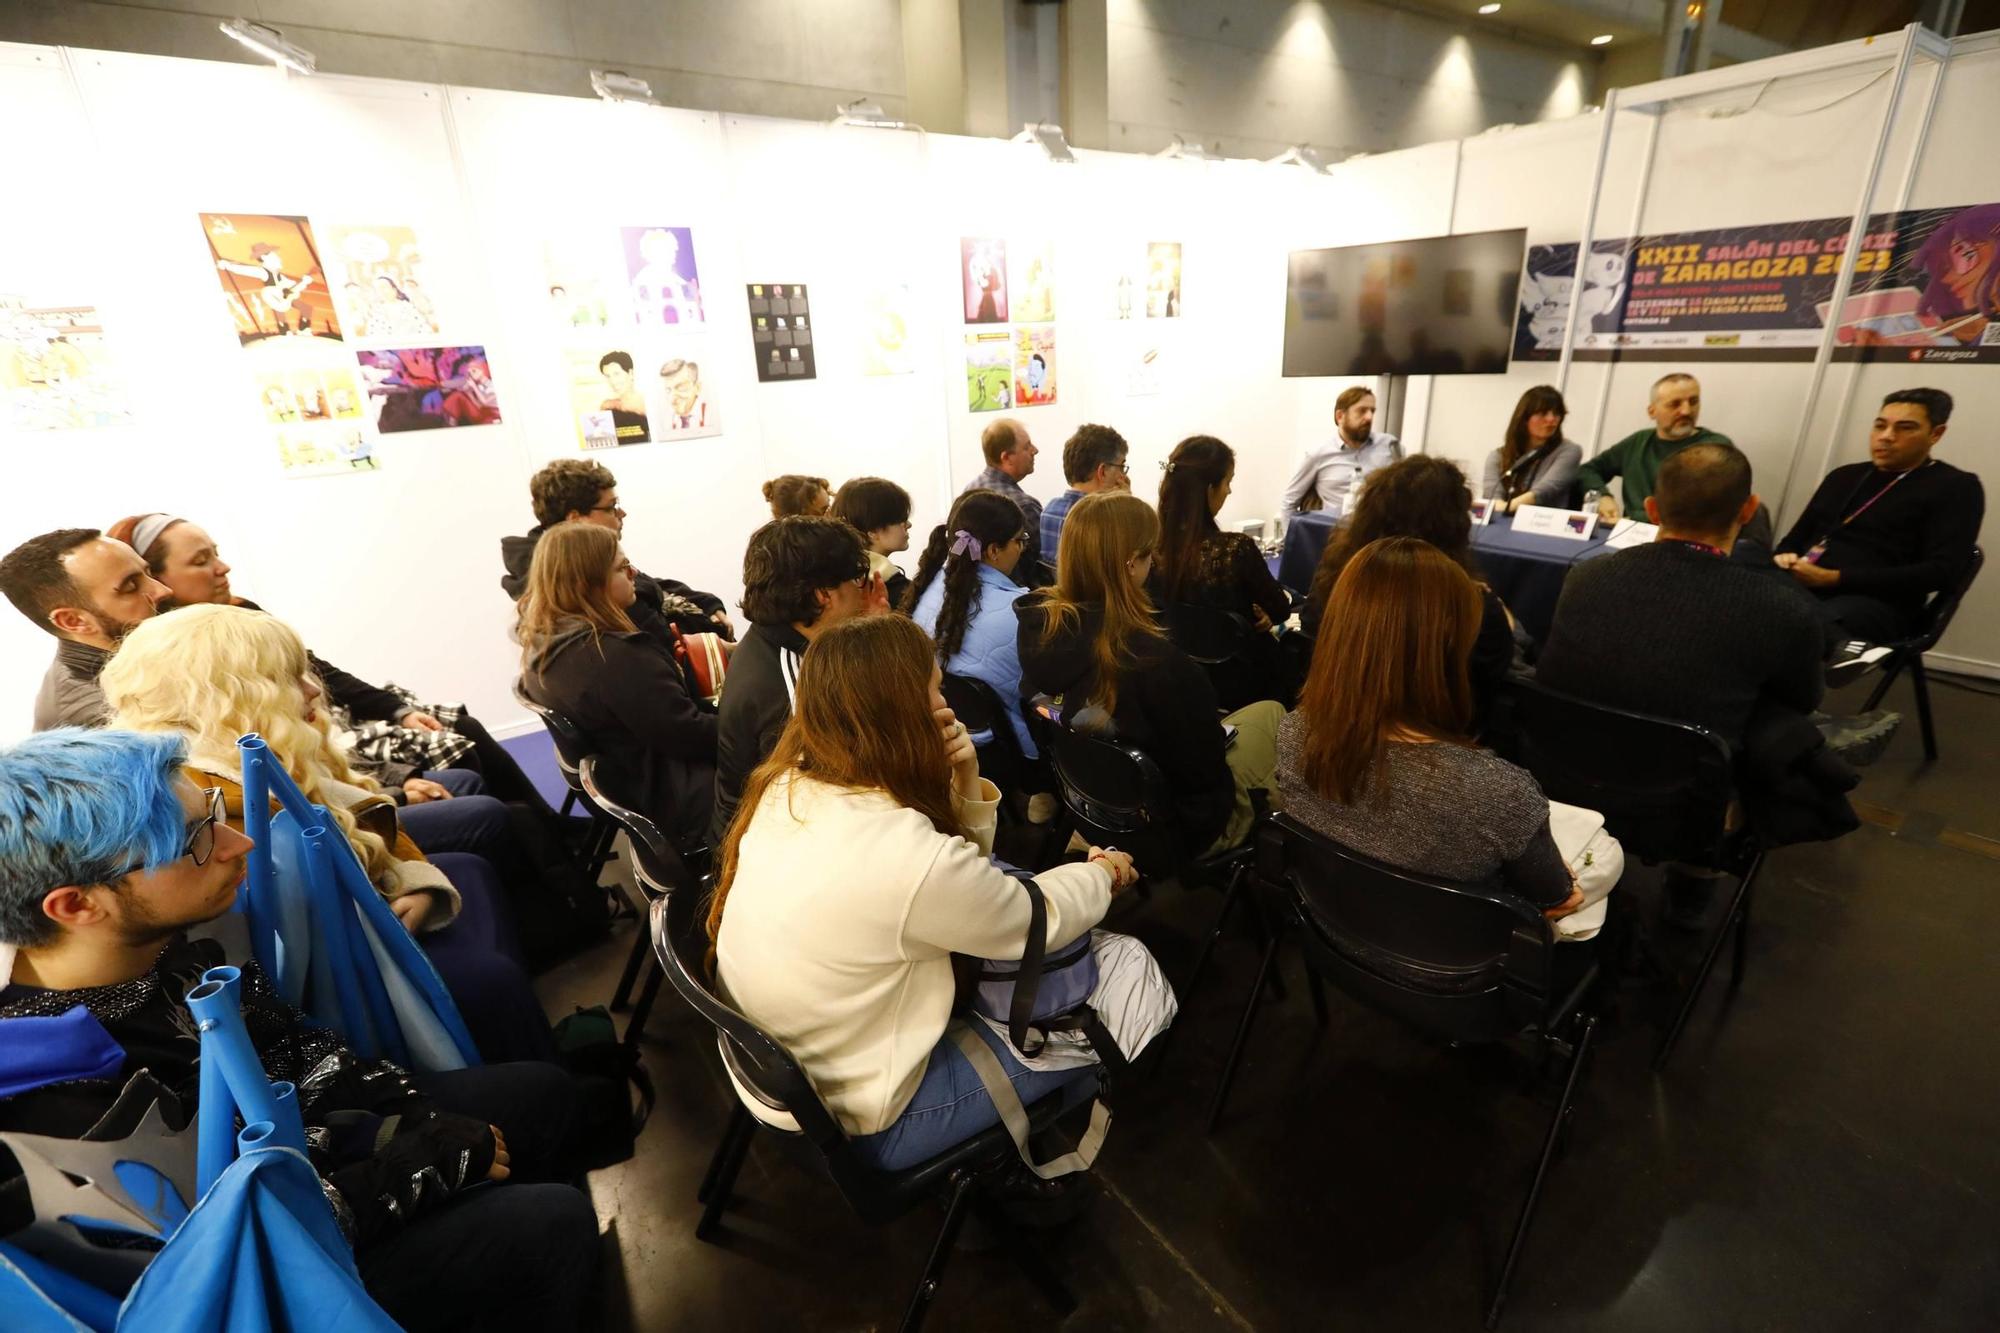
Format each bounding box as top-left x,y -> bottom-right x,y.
354,346 -> 501,432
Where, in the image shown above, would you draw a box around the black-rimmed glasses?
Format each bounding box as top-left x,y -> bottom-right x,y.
111,787 -> 227,881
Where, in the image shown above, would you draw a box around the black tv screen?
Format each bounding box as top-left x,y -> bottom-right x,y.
1283,228 -> 1526,376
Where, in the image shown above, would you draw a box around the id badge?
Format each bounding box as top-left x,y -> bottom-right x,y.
1802,542 -> 1827,565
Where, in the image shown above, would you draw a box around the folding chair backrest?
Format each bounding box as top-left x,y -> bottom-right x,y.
1163,602 -> 1251,667
1046,723 -> 1186,874
1908,545 -> 1983,652
1259,814 -> 1553,1042
512,677 -> 590,792
1488,676 -> 1735,868
581,757 -> 697,900
940,672 -> 1033,795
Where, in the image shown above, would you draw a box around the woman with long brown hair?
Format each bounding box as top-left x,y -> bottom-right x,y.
1018,491 -> 1283,858
708,614 -> 1149,1170
1278,537 -> 1582,917
518,521 -> 717,845
1481,384 -> 1581,512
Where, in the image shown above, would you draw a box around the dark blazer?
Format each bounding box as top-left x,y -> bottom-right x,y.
711,621 -> 809,845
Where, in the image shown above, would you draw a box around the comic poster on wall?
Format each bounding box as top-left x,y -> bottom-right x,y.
254,368 -> 365,425
568,347 -> 650,448
544,234 -> 612,329
324,224 -> 442,339
861,282 -> 915,375
1014,326 -> 1056,406
748,284 -> 816,381
1,297 -> 132,430
277,425 -> 378,479
1146,242 -> 1183,317
355,346 -> 500,432
1513,200 -> 2000,363
654,347 -> 720,439
965,330 -> 1012,411
200,213 -> 343,345
1010,242 -> 1055,323
622,226 -> 704,326
962,238 -> 1008,323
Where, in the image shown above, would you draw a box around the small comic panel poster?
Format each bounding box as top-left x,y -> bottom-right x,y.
748,283 -> 816,382
354,346 -> 499,432
254,368 -> 365,425
962,238 -> 1008,323
1,297 -> 132,430
1014,326 -> 1056,406
200,213 -> 343,345
569,347 -> 650,449
1011,242 -> 1055,323
861,282 -> 915,376
1146,242 -> 1182,318
622,226 -> 703,326
277,425 -> 379,479
324,224 -> 442,339
965,330 -> 1012,412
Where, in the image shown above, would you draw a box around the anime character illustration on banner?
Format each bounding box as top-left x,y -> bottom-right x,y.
1849,201 -> 2000,356
1010,242 -> 1055,323
623,226 -> 704,326
1014,326 -> 1056,406
657,352 -> 721,438
962,238 -> 1008,324
0,296 -> 132,430
965,330 -> 1012,412
201,213 -> 343,345
355,346 -> 499,432
326,224 -> 442,339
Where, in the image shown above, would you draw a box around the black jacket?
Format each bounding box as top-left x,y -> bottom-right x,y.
501,525 -> 732,648
524,618 -> 718,847
233,597 -> 408,726
1015,595 -> 1233,858
711,622 -> 808,845
1774,459 -> 1984,625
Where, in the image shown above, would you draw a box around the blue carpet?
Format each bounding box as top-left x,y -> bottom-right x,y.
500,728 -> 571,812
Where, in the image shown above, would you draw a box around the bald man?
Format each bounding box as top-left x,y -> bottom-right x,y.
967,416 -> 1045,585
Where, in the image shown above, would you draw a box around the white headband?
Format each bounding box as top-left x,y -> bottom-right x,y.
130,513 -> 182,557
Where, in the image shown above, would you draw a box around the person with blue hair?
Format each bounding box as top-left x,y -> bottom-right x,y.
0,729 -> 599,1331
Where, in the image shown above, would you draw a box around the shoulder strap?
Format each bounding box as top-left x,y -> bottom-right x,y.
948,1019 -> 1108,1180
1005,872 -> 1050,1055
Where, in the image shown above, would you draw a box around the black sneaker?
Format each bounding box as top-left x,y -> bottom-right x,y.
1817,709 -> 1902,766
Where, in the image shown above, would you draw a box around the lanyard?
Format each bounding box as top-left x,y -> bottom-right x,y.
1803,460 -> 1931,564
1660,538 -> 1728,559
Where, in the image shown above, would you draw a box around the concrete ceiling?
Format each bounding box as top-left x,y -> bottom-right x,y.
1432,0 -> 2000,56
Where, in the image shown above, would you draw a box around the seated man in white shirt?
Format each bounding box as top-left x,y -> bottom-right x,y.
1279,386 -> 1403,518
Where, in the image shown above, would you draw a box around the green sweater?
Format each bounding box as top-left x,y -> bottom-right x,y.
1574,426 -> 1734,512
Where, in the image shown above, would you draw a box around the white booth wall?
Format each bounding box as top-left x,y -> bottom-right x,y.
1,35 -> 1996,743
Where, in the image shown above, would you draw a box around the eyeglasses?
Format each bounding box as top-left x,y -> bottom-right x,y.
590,504 -> 626,517
110,787 -> 227,882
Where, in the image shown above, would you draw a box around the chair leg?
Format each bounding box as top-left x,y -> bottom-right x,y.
1654,858 -> 1761,1073
610,926 -> 651,1011
624,960 -> 666,1050
899,1172 -> 977,1333
1861,656 -> 1905,712
1911,660 -> 1938,761
558,790 -> 577,820
1238,892 -> 1289,1003
1486,1015 -> 1597,1330
695,1109 -> 756,1241
969,1189 -> 1078,1317
1306,967 -> 1330,1029
1206,933 -> 1281,1134
696,1104 -> 754,1205
1183,862 -> 1244,1001
1728,879 -> 1754,991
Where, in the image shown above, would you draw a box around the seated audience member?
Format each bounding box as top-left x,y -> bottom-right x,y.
0,729 -> 597,1332
1304,456 -> 1517,721
712,516 -> 880,844
1575,372 -> 1773,548
1278,537 -> 1586,922
1279,386 -> 1401,518
1154,435 -> 1294,705
518,522 -> 718,848
500,457 -> 732,642
107,513 -> 550,819
1538,443 -> 1876,855
1483,384 -> 1583,511
763,474 -> 832,519
832,475 -> 916,610
99,605 -> 553,1062
906,489 -> 1039,759
1040,424 -> 1132,568
1018,491 -> 1283,858
711,614 -> 1152,1170
1772,387 -> 1985,648
968,417 -> 1045,583
1,529 -> 169,731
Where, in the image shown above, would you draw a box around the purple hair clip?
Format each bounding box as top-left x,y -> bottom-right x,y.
948,530 -> 983,561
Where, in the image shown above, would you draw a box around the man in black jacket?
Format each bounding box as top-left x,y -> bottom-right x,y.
501,458 -> 732,645
1773,387 -> 1984,647
0,729 -> 597,1330
712,517 -> 880,844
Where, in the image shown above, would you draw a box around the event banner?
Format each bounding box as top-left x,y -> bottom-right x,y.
1514,201 -> 2000,364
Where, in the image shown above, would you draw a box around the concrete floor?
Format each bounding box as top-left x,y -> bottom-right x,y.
533,671 -> 2000,1331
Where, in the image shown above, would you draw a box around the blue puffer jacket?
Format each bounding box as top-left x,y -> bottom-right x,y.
911,563 -> 1038,758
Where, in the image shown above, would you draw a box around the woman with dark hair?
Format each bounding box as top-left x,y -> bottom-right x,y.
1154,434 -> 1294,704
1279,537 -> 1585,920
710,614 -> 1158,1170
762,474 -> 831,519
832,475 -> 915,609
1018,491 -> 1283,858
517,522 -> 717,847
906,489 -> 1038,758
1481,385 -> 1582,512
1302,456 -> 1519,719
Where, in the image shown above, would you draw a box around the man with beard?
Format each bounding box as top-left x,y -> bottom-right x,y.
1279,386 -> 1402,518
1,529 -> 169,730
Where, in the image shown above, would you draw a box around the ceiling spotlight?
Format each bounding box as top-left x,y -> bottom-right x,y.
1477,3 -> 1502,13
1013,122 -> 1076,164
1155,134 -> 1211,161
590,70 -> 657,105
1266,144 -> 1331,173
834,98 -> 922,131
218,19 -> 316,75
1591,33 -> 1614,45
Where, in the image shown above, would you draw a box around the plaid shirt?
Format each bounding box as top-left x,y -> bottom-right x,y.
967,466 -> 1045,576
1040,488 -> 1086,570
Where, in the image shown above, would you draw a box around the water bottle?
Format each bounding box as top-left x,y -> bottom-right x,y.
1581,489 -> 1601,515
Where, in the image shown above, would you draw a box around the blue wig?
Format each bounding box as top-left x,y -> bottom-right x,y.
0,728 -> 191,946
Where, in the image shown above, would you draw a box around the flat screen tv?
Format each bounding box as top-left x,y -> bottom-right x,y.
1283,228 -> 1526,376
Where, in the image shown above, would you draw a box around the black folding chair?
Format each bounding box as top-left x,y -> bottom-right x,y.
1207,813 -> 1599,1329
511,678 -> 619,887
645,888 -> 1078,1331
1859,546 -> 1982,762
939,672 -> 1039,811
1162,602 -> 1265,712
581,757 -> 710,1038
1488,677 -> 1760,1071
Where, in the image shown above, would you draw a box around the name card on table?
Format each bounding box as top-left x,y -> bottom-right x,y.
1469,497 -> 1496,526
1511,505 -> 1598,541
1602,519 -> 1660,550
